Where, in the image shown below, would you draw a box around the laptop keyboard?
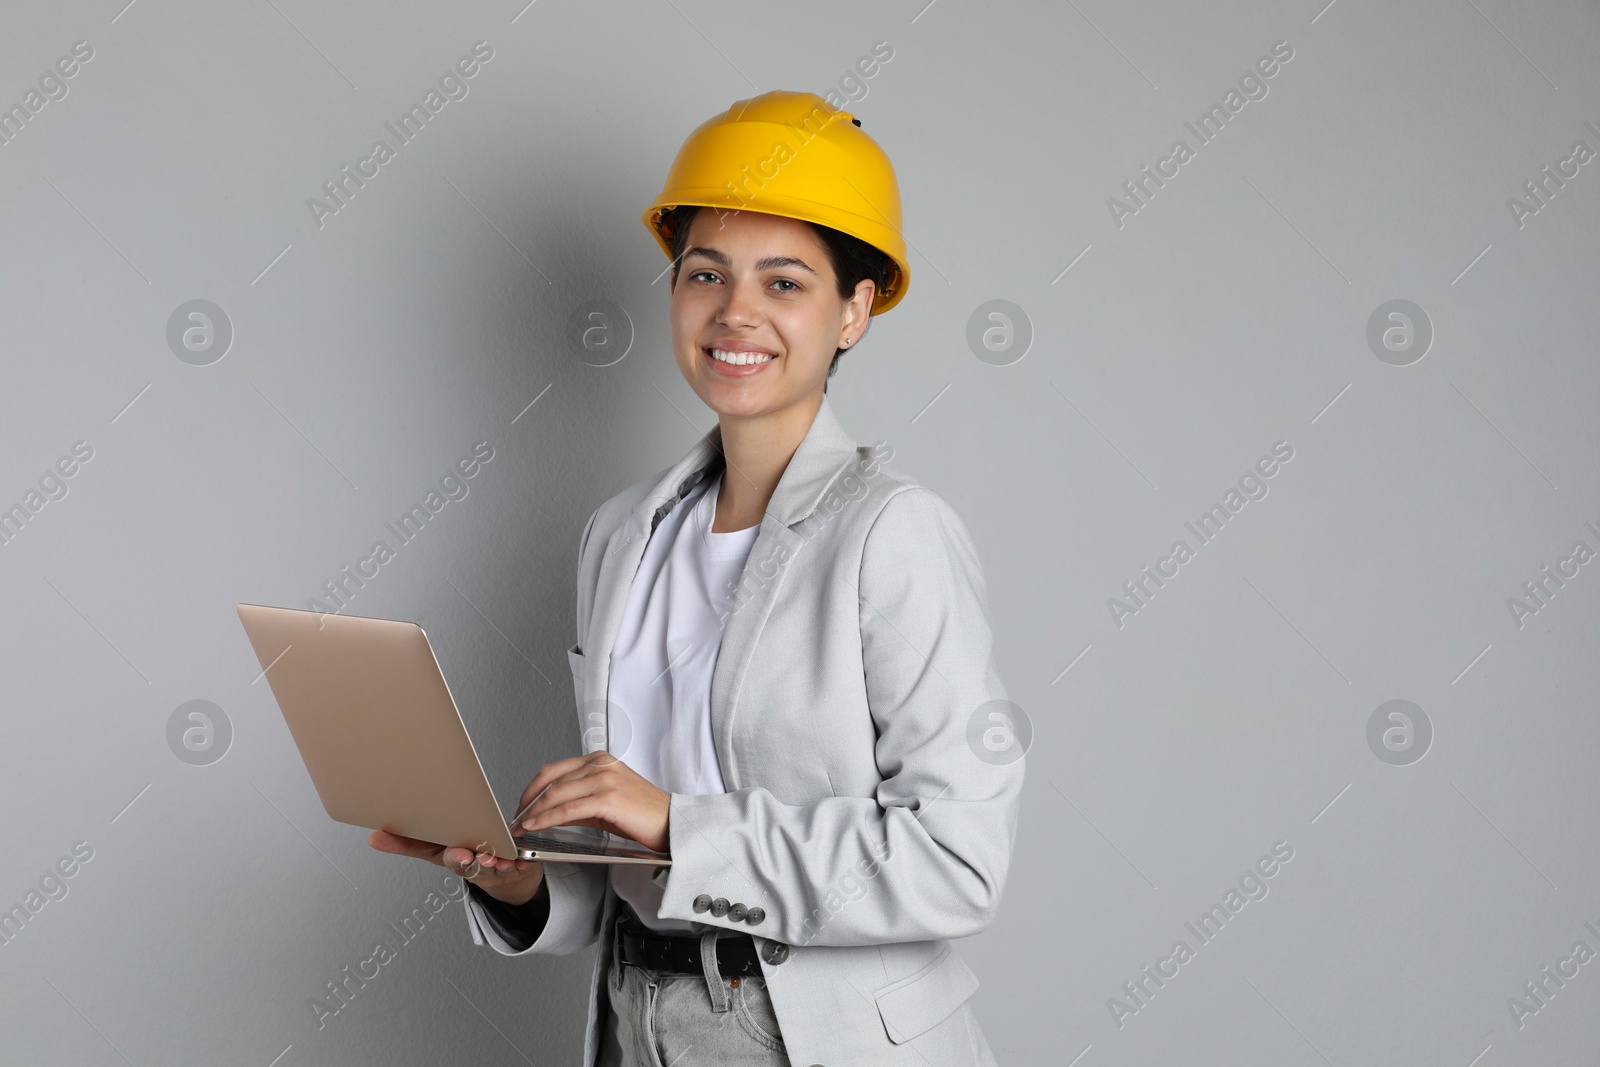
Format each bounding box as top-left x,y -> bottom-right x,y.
515,831 -> 621,856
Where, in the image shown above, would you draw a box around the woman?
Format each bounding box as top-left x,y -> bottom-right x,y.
370,90 -> 1024,1067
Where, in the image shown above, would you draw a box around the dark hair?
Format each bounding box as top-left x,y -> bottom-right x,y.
662,204 -> 894,387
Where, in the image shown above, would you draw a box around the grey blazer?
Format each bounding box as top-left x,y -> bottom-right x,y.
463,396 -> 1024,1067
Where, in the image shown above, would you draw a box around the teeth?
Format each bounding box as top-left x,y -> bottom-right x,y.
709,348 -> 774,366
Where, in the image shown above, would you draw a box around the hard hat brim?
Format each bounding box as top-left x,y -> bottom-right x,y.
643,198 -> 908,315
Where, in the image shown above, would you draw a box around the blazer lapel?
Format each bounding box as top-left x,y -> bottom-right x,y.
707,398 -> 863,789
584,397 -> 863,789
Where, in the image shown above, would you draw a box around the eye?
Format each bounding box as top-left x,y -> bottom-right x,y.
770,278 -> 800,292
688,269 -> 720,284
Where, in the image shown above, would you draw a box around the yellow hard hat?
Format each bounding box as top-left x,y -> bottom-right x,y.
642,90 -> 910,315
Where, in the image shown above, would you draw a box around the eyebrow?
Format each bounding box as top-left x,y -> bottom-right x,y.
683,246 -> 819,275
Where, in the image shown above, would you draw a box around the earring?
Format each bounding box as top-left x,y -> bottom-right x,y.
843,337 -> 853,346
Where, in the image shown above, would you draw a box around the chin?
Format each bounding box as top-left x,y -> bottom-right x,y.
699,389 -> 776,420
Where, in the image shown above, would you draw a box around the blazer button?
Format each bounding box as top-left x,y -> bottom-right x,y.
761,941 -> 789,965
692,894 -> 713,913
728,902 -> 748,922
710,897 -> 730,917
744,907 -> 765,926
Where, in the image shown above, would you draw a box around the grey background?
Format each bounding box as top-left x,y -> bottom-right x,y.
2,1 -> 1597,1064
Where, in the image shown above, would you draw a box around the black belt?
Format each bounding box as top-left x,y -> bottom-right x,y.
615,904 -> 763,978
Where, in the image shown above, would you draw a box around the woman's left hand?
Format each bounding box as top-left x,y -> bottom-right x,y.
515,752 -> 671,855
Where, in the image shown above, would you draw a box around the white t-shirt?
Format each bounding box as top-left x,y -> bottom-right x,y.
606,469 -> 759,934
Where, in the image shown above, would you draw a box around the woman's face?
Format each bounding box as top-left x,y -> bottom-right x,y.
670,208 -> 871,421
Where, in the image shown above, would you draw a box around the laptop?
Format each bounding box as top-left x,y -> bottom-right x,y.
236,602 -> 671,866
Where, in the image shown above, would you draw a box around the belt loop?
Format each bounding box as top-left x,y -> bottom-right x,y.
700,929 -> 731,1012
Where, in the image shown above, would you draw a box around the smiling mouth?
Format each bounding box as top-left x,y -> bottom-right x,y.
703,346 -> 777,367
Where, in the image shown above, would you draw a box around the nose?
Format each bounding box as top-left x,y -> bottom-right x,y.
716,273 -> 762,330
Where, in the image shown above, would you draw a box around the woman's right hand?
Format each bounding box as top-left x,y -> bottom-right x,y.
367,830 -> 546,906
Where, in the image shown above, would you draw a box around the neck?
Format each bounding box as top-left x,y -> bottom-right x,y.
711,393 -> 823,533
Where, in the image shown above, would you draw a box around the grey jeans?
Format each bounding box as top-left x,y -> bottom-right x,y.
598,906 -> 791,1067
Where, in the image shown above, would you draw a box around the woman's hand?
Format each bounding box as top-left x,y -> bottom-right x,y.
516,752 -> 671,855
366,830 -> 546,906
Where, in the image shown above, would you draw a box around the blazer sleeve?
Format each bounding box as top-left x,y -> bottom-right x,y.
657,486 -> 1025,947
460,505 -> 611,957
466,878 -> 549,950
462,862 -> 608,956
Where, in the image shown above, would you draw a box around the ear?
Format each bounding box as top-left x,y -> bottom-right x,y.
840,278 -> 875,346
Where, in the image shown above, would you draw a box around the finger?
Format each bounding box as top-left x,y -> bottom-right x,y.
511,779 -> 561,824
369,830 -> 445,863
514,757 -> 595,814
441,846 -> 486,876
520,775 -> 604,828
522,752 -> 621,807
518,766 -> 614,827
369,829 -> 431,853
478,848 -> 517,870
525,794 -> 617,836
